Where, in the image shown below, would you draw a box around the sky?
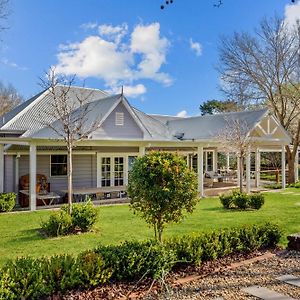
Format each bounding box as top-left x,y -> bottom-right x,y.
0,0 -> 300,117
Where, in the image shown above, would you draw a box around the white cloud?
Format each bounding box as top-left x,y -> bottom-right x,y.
1,58 -> 27,71
98,23 -> 128,44
80,22 -> 98,30
56,22 -> 172,96
285,1 -> 300,28
106,83 -> 146,98
176,110 -> 189,118
189,38 -> 202,56
131,23 -> 172,86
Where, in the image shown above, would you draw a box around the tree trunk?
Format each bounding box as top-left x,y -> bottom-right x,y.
286,145 -> 295,184
157,216 -> 163,243
67,146 -> 73,214
239,156 -> 244,192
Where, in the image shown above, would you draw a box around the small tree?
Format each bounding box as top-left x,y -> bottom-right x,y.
40,68 -> 102,214
217,118 -> 254,192
128,151 -> 198,242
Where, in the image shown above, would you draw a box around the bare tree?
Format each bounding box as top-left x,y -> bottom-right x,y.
40,68 -> 102,214
0,81 -> 23,116
0,0 -> 9,33
217,118 -> 254,192
218,15 -> 300,183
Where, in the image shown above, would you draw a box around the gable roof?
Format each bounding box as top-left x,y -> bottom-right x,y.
0,86 -> 109,137
167,109 -> 269,140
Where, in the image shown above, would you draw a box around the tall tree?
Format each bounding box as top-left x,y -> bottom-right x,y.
40,68 -> 102,214
0,81 -> 23,116
199,99 -> 239,115
218,16 -> 300,183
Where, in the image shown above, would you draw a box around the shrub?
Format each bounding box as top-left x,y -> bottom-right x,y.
219,194 -> 233,209
232,191 -> 249,210
41,210 -> 72,237
96,240 -> 175,281
0,193 -> 16,212
219,191 -> 265,210
69,201 -> 98,232
76,251 -> 111,288
265,183 -> 282,189
249,193 -> 265,209
42,201 -> 98,237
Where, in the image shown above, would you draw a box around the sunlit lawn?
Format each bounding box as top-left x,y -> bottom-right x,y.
0,189 -> 300,265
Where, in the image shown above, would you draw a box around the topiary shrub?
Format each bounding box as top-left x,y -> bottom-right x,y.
41,210 -> 72,237
0,193 -> 16,212
248,193 -> 265,209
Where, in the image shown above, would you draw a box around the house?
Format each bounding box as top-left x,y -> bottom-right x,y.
0,86 -> 292,210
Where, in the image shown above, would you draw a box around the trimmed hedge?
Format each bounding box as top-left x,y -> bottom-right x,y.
0,193 -> 16,212
0,223 -> 281,299
220,191 -> 265,210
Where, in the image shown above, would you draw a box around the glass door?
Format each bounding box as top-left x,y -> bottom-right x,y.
114,157 -> 124,186
101,157 -> 111,186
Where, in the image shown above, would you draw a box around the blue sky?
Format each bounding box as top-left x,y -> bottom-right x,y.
0,0 -> 299,117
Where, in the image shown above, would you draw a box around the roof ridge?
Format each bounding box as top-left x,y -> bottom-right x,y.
56,84 -> 110,96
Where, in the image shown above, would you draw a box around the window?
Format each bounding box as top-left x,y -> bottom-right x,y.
101,157 -> 111,187
51,155 -> 67,176
115,112 -> 124,126
128,156 -> 137,172
114,157 -> 124,186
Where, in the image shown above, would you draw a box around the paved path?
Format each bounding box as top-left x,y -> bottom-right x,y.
242,285 -> 296,300
277,274 -> 300,287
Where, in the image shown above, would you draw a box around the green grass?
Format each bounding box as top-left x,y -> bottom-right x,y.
0,190 -> 300,265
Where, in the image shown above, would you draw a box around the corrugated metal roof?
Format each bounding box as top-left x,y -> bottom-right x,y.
149,114 -> 184,124
30,94 -> 121,138
167,109 -> 268,140
1,86 -> 109,136
132,108 -> 176,140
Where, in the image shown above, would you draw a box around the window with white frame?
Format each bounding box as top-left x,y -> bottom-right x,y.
115,112 -> 124,126
50,155 -> 67,176
114,157 -> 124,186
101,157 -> 111,186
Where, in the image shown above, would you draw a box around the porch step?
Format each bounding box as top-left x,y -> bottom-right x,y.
242,285 -> 296,300
277,274 -> 300,287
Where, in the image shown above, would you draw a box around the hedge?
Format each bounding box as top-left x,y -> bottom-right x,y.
0,222 -> 281,299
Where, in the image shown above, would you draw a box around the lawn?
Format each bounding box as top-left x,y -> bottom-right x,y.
0,190 -> 300,265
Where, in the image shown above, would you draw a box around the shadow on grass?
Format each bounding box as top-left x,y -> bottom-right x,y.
9,228 -> 46,243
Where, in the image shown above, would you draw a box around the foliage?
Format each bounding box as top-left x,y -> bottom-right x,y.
220,190 -> 265,210
265,183 -> 282,189
128,151 -> 199,242
248,193 -> 265,210
0,193 -> 16,212
0,253 -> 111,300
199,99 -> 239,115
96,240 -> 175,281
0,223 -> 281,299
42,201 -> 98,236
0,82 -> 23,117
62,200 -> 98,232
287,181 -> 300,188
41,210 -> 73,236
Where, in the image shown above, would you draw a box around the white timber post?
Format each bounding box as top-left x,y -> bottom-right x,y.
205,151 -> 208,171
29,144 -> 37,211
282,145 -> 286,189
15,155 -> 20,205
295,146 -> 299,182
213,149 -> 218,172
139,146 -> 145,157
197,146 -> 204,197
246,151 -> 251,193
226,152 -> 230,172
0,144 -> 4,193
255,148 -> 260,188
